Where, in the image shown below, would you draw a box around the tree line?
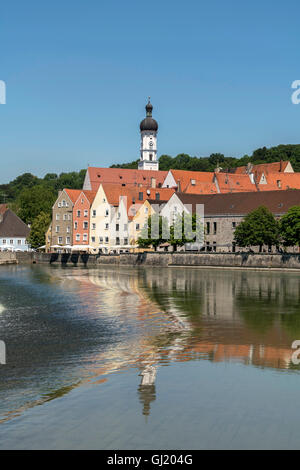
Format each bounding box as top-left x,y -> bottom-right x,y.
111,144 -> 300,172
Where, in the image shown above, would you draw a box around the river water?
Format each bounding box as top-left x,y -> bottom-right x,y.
0,264 -> 300,449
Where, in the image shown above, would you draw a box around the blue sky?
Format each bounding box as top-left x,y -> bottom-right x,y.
1,0 -> 300,182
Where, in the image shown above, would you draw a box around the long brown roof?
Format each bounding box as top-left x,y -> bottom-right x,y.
176,189 -> 300,216
0,209 -> 30,238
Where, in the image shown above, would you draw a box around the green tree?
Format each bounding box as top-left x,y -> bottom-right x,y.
234,206 -> 279,252
170,213 -> 204,250
27,211 -> 51,249
17,184 -> 56,224
279,206 -> 300,247
138,214 -> 170,251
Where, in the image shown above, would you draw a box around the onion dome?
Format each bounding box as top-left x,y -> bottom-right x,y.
140,98 -> 158,132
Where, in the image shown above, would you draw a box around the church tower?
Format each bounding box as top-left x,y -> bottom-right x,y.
138,98 -> 159,171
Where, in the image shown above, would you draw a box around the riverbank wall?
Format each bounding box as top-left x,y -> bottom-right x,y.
8,251 -> 300,271
0,252 -> 17,265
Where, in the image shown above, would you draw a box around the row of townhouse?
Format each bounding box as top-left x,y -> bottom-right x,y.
48,183 -> 174,253
47,163 -> 300,253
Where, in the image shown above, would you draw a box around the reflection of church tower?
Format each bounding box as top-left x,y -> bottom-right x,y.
138,98 -> 159,171
138,365 -> 157,417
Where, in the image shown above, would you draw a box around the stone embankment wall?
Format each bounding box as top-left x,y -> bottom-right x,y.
0,252 -> 17,265
10,251 -> 300,270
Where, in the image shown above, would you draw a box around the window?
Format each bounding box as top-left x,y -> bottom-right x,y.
213,222 -> 217,235
67,226 -> 70,233
10,240 -> 13,245
116,237 -> 120,245
63,214 -> 67,221
136,223 -> 140,230
105,209 -> 109,217
139,192 -> 143,201
58,237 -> 63,244
83,222 -> 88,229
2,240 -> 6,245
56,214 -> 60,220
18,240 -> 21,245
92,223 -> 96,230
124,224 -> 128,231
84,210 -> 88,217
213,241 -> 217,252
105,223 -> 109,230
83,234 -> 88,241
81,199 -> 84,204
62,200 -> 66,207
124,238 -> 128,245
191,179 -> 196,185
56,226 -> 60,233
145,207 -> 148,214
92,210 -> 96,217
206,222 -> 210,234
76,234 -> 80,241
58,202 -> 61,208
105,237 -> 109,243
74,222 -> 78,229
99,236 -> 103,243
77,210 -> 81,217
149,154 -> 153,161
66,237 -> 71,244
155,193 -> 160,201
68,214 -> 71,220
91,237 -> 95,243
116,224 -> 119,231
232,222 -> 236,228
117,212 -> 120,219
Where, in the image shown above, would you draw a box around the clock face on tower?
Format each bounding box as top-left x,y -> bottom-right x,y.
149,141 -> 153,146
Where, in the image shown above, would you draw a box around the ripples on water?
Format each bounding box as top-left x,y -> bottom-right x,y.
0,265 -> 300,447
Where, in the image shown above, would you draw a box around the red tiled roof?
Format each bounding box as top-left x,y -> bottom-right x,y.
82,190 -> 97,205
235,161 -> 291,175
215,173 -> 257,193
64,189 -> 82,204
101,184 -> 175,207
168,170 -> 215,192
258,173 -> 300,191
85,167 -> 168,191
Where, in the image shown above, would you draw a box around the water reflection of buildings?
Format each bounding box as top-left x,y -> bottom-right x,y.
55,267 -> 300,416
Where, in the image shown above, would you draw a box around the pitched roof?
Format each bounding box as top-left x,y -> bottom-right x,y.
101,184 -> 175,207
84,167 -> 168,191
0,209 -> 30,238
82,190 -> 97,205
168,169 -> 215,192
214,173 -> 257,193
258,173 -> 300,191
235,161 -> 292,175
175,189 -> 300,216
63,189 -> 82,204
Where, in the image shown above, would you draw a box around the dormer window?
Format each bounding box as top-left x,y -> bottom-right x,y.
191,179 -> 196,185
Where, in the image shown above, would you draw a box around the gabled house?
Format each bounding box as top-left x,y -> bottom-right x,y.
0,206 -> 30,251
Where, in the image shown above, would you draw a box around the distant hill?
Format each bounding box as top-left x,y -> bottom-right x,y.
110,145 -> 300,173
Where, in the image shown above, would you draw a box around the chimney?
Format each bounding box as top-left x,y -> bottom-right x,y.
280,160 -> 283,172
177,180 -> 181,193
214,166 -> 221,173
246,162 -> 253,174
151,177 -> 156,188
